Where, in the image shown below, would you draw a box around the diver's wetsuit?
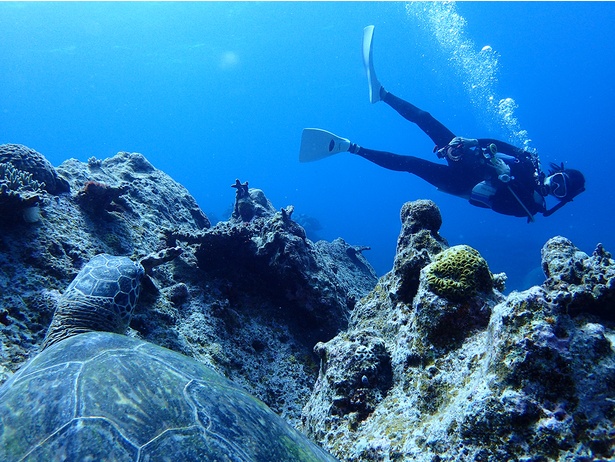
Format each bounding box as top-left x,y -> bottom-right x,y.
353,92 -> 546,218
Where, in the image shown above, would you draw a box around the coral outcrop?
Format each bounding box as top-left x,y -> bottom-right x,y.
302,201 -> 615,461
165,182 -> 376,342
542,236 -> 615,320
390,199 -> 448,304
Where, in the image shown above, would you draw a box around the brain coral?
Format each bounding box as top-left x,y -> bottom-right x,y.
425,245 -> 493,301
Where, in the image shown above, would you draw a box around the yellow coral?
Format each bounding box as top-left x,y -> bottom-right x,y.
425,245 -> 493,301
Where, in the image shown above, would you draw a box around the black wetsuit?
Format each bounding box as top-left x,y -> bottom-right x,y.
354,92 -> 547,218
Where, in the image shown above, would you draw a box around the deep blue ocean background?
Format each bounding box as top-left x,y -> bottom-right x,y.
2,2 -> 614,292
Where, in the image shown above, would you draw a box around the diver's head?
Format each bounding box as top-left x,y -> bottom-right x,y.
544,163 -> 585,202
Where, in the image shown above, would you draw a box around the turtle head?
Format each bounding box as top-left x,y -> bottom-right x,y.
42,254 -> 145,350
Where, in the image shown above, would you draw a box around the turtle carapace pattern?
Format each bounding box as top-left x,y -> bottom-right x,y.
0,332 -> 338,461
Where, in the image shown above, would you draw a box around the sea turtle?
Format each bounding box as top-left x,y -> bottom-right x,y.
0,253 -> 337,461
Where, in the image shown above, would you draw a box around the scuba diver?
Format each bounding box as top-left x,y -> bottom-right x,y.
300,26 -> 585,222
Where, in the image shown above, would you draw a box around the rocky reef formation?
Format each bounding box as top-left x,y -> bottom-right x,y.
0,146 -> 377,428
2,144 -> 614,461
302,200 -> 615,461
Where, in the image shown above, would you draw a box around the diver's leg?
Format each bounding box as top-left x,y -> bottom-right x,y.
352,145 -> 456,192
381,90 -> 455,148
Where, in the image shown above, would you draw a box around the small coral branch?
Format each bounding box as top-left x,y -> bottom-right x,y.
0,162 -> 45,197
0,162 -> 45,222
281,205 -> 294,222
231,179 -> 252,221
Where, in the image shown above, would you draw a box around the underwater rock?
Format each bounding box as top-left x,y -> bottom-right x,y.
392,199 -> 448,304
398,198 -> 443,237
302,200 -> 615,461
167,187 -> 377,343
305,331 -> 393,437
542,236 -> 615,321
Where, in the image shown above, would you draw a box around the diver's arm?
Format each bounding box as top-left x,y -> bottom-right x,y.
542,199 -> 571,217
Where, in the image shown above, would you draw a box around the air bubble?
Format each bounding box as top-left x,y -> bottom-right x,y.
406,1 -> 532,149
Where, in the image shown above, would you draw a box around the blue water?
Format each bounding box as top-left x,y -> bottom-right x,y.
2,2 -> 614,291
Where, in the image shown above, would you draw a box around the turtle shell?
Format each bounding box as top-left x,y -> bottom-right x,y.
0,332 -> 337,462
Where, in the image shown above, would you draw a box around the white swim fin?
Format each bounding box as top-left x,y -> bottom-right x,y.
299,128 -> 350,163
363,25 -> 382,104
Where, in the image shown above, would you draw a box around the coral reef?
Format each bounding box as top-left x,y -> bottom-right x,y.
302,201 -> 615,461
2,144 -> 614,460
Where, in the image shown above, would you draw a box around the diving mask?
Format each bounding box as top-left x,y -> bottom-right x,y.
545,172 -> 568,199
